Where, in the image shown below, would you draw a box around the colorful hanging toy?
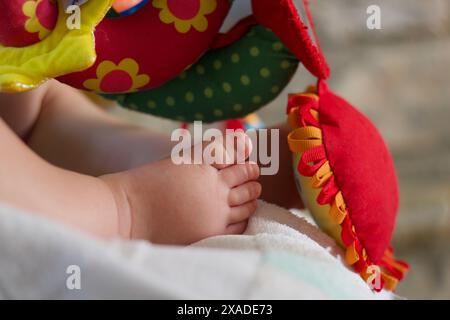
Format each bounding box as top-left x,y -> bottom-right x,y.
0,0 -> 409,291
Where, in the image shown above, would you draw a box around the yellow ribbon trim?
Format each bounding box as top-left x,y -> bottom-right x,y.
310,161 -> 333,188
381,272 -> 399,291
287,126 -> 322,153
359,266 -> 400,291
310,109 -> 319,121
345,241 -> 360,265
287,92 -> 320,129
305,85 -> 317,94
288,107 -> 300,128
382,252 -> 409,274
290,91 -> 318,100
329,191 -> 347,224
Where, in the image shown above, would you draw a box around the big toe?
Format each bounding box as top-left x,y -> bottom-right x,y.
220,162 -> 260,188
204,131 -> 253,169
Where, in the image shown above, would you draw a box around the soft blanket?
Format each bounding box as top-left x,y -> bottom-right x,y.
0,201 -> 391,299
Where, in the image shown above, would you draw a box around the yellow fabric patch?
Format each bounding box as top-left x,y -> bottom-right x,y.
345,242 -> 360,265
293,153 -> 343,246
0,0 -> 113,92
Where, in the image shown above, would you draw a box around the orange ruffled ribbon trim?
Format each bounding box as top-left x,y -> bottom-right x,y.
287,87 -> 409,291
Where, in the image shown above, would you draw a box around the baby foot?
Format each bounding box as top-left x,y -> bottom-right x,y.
102,132 -> 261,245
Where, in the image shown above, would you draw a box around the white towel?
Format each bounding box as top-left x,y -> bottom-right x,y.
0,200 -> 392,299
196,201 -> 344,258
194,201 -> 393,299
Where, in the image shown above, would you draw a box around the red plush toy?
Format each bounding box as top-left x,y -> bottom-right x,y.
286,1 -> 409,291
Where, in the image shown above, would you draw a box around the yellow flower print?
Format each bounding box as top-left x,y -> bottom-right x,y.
83,59 -> 150,93
153,0 -> 217,33
22,0 -> 54,40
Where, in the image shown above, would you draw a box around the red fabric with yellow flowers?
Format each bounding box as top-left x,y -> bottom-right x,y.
0,0 -> 57,48
58,0 -> 231,92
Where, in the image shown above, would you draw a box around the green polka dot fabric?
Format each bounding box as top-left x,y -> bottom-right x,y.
102,25 -> 299,123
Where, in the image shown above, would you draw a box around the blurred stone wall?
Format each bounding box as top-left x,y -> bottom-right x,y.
112,0 -> 450,298
265,0 -> 450,299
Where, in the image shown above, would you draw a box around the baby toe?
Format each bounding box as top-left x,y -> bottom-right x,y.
206,131 -> 252,169
229,181 -> 262,207
220,162 -> 260,187
226,220 -> 249,235
229,200 -> 258,223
